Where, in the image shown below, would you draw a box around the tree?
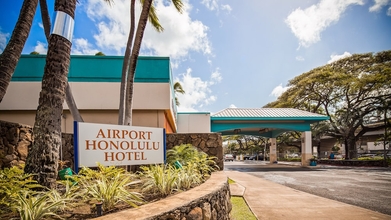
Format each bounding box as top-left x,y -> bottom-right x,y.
265,50 -> 391,159
118,0 -> 137,125
223,135 -> 266,155
0,0 -> 39,102
174,81 -> 185,106
24,0 -> 113,188
38,0 -> 84,123
24,0 -> 78,189
95,51 -> 106,56
121,0 -> 183,125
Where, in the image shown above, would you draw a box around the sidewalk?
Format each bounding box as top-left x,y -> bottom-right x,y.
225,170 -> 391,220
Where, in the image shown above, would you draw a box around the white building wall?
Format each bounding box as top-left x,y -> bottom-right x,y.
0,82 -> 171,110
177,113 -> 211,133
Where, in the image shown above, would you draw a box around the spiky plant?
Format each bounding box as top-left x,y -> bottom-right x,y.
0,166 -> 42,215
140,164 -> 179,196
80,173 -> 143,212
12,189 -> 68,220
176,163 -> 202,190
166,144 -> 199,166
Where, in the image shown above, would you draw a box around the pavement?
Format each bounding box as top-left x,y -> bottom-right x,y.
226,169 -> 391,220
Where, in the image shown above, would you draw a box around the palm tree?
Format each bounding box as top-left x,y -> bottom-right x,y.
24,0 -> 113,189
24,0 -> 78,189
118,0 -> 137,125
118,0 -> 164,125
0,0 -> 39,102
123,0 -> 183,125
38,0 -> 84,122
174,81 -> 185,106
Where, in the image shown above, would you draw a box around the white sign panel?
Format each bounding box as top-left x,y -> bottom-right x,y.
74,122 -> 165,168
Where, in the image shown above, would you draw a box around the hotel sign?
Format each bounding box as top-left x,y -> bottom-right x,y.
74,122 -> 165,170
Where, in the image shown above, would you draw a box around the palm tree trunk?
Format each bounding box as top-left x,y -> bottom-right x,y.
0,0 -> 38,102
124,0 -> 153,125
24,0 -> 76,189
40,0 -> 83,122
39,0 -> 51,39
118,0 -> 136,125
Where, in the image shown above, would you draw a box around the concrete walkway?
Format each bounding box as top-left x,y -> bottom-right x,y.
225,170 -> 391,220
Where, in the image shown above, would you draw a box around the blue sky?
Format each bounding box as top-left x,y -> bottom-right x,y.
1,0 -> 391,114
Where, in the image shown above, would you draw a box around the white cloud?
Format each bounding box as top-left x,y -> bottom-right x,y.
369,0 -> 391,15
327,51 -> 352,64
85,0 -> 212,60
285,0 -> 364,48
229,104 -> 237,108
210,68 -> 222,84
201,0 -> 232,13
143,0 -> 212,59
0,30 -> 10,53
175,68 -> 220,112
296,56 -> 305,61
38,22 -> 44,29
221,4 -> 232,13
201,0 -> 219,11
72,38 -> 99,55
34,41 -> 47,54
270,84 -> 290,97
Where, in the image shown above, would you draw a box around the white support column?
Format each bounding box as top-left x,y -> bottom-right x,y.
301,131 -> 312,166
269,138 -> 277,163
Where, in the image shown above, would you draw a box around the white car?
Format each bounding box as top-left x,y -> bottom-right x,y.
224,154 -> 234,161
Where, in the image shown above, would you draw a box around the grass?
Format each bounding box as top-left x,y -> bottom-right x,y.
228,178 -> 256,219
230,196 -> 257,220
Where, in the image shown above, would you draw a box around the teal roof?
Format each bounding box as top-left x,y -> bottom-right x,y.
11,55 -> 172,83
211,108 -> 329,121
211,108 -> 329,137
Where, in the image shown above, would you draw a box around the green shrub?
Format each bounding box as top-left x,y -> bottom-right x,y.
56,179 -> 82,211
176,164 -> 202,190
166,144 -> 219,179
76,163 -> 127,181
0,166 -> 42,215
12,189 -> 68,220
357,157 -> 384,161
140,164 -> 179,196
71,164 -> 143,212
166,144 -> 200,166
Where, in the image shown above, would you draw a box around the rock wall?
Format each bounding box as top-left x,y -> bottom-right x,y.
95,171 -> 231,220
0,121 -> 223,170
0,120 -> 32,168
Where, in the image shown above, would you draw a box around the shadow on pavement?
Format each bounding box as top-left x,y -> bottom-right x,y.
224,164 -> 326,172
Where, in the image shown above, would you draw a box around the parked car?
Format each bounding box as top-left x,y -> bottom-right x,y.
243,155 -> 251,160
249,154 -> 264,161
224,154 -> 234,162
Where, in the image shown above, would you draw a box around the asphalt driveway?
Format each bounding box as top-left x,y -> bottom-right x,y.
224,161 -> 391,216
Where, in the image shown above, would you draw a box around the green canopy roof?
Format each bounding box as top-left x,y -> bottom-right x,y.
211,108 -> 329,137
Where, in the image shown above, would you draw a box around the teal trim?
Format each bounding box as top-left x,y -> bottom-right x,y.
211,122 -> 311,132
11,55 -> 171,83
210,112 -> 329,137
219,130 -> 287,138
